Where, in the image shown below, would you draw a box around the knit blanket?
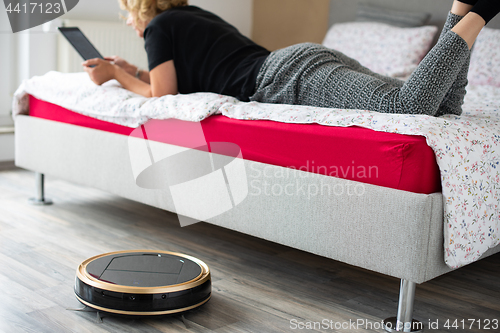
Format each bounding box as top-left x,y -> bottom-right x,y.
13,71 -> 500,268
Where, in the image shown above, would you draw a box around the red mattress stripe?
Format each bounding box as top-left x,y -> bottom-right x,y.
28,95 -> 441,194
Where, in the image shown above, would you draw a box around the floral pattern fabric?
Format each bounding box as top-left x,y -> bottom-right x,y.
13,72 -> 500,268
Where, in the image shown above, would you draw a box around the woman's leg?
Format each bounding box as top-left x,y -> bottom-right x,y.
438,2 -> 500,113
347,7 -> 471,116
391,0 -> 487,115
251,2 -> 490,116
435,3 -> 473,116
452,0 -> 476,17
252,38 -> 471,115
304,1 -> 475,89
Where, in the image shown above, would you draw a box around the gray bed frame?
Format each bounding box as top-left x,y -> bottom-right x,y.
15,115 -> 500,332
13,2 -> 500,332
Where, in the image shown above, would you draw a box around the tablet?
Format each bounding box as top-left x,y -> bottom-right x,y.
58,27 -> 103,61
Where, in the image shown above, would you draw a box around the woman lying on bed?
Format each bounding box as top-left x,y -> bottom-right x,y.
83,0 -> 499,117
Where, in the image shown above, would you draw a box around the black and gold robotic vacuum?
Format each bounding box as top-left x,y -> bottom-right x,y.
75,250 -> 211,315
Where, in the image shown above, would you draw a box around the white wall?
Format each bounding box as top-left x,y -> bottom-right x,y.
0,134 -> 15,162
65,0 -> 253,37
62,0 -> 122,21
0,8 -> 15,161
190,0 -> 252,37
0,7 -> 58,126
0,8 -> 14,126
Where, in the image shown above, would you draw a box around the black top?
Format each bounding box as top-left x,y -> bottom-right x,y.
144,6 -> 270,101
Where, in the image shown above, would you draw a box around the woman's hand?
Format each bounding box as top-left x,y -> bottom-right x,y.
82,58 -> 117,85
104,56 -> 137,76
82,57 -> 176,98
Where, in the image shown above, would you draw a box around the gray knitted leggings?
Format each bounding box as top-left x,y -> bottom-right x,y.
250,13 -> 469,117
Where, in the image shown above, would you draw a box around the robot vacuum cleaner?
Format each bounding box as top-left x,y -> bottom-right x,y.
75,250 -> 211,315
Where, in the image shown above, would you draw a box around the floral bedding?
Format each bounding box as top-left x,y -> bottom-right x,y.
13,71 -> 500,269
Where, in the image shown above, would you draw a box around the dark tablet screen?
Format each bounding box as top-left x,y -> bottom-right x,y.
58,27 -> 103,60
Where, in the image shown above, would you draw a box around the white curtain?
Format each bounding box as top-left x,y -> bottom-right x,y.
0,10 -> 14,127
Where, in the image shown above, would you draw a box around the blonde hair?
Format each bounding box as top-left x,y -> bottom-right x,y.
119,0 -> 188,23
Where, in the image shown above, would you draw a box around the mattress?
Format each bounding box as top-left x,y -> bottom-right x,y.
29,95 -> 441,194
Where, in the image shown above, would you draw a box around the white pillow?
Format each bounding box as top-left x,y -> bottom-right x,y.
322,22 -> 437,78
468,27 -> 500,87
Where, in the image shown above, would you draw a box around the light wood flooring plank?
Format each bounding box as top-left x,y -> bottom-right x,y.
0,168 -> 499,333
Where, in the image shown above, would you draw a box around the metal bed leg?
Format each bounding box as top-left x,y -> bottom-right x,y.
384,279 -> 423,332
28,172 -> 53,205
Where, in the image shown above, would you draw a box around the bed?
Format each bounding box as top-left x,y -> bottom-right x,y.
13,7 -> 500,333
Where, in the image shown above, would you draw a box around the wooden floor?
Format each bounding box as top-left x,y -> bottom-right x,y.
0,168 -> 499,333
